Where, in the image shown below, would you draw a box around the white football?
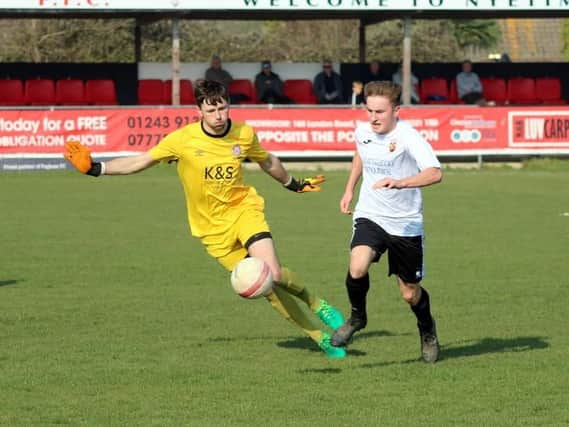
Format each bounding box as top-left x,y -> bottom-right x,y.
230,257 -> 273,299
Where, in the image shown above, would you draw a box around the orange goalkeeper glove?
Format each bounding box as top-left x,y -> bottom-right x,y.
64,141 -> 103,177
284,175 -> 325,193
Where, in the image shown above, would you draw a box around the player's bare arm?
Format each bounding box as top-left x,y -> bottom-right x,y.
257,153 -> 325,193
372,166 -> 443,190
258,153 -> 289,184
102,152 -> 158,175
340,152 -> 363,214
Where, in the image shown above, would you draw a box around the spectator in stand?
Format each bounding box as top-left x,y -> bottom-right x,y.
351,80 -> 364,107
362,60 -> 390,84
313,59 -> 344,104
456,60 -> 486,105
205,55 -> 249,104
392,63 -> 420,104
205,55 -> 233,89
254,60 -> 290,104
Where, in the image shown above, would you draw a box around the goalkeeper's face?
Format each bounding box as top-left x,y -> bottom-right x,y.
199,98 -> 230,135
365,95 -> 399,135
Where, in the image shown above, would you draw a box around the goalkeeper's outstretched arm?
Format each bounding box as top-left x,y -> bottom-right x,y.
101,153 -> 158,176
257,154 -> 325,193
64,141 -> 157,176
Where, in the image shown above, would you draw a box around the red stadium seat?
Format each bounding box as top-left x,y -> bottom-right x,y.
55,79 -> 86,105
535,77 -> 566,104
163,79 -> 195,104
85,79 -> 118,105
283,79 -> 317,104
138,79 -> 165,105
229,79 -> 257,104
0,79 -> 25,105
507,77 -> 537,105
481,77 -> 507,105
420,78 -> 451,104
449,79 -> 464,104
25,79 -> 56,105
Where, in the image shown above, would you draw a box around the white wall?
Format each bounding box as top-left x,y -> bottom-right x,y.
138,62 -> 339,82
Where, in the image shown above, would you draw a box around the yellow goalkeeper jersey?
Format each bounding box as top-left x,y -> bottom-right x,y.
148,120 -> 269,238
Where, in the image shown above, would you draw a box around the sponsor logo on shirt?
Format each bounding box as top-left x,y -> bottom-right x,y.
204,165 -> 235,180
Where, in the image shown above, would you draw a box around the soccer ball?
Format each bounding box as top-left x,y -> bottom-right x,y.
230,257 -> 273,299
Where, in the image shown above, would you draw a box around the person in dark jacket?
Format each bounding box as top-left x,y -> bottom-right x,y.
313,59 -> 344,104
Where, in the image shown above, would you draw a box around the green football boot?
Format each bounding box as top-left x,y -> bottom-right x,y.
314,299 -> 345,331
319,331 -> 347,359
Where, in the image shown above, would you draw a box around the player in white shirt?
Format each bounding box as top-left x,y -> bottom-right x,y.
331,81 -> 443,363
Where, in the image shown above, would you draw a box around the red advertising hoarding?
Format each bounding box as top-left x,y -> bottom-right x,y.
1,106 -> 568,170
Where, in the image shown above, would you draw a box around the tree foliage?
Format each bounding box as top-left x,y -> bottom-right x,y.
0,18 -> 500,63
452,19 -> 501,49
0,19 -> 134,62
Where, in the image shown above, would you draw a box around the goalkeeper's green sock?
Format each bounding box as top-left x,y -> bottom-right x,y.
276,267 -> 320,311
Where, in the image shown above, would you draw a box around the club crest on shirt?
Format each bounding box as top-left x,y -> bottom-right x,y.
232,144 -> 242,156
388,140 -> 397,152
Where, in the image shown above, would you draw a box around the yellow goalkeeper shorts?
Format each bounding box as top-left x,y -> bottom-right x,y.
201,208 -> 270,271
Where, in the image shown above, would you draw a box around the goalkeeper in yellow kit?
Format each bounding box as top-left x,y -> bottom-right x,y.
64,79 -> 346,358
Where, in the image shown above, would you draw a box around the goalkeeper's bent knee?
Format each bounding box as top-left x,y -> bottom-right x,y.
275,267 -> 305,294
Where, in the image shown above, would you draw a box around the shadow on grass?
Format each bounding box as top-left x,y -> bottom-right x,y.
277,337 -> 322,353
442,336 -> 549,360
0,279 -> 20,287
354,329 -> 399,341
277,329 -> 396,357
297,367 -> 343,374
357,336 -> 550,369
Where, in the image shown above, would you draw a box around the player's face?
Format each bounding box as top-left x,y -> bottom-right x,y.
365,95 -> 399,134
199,98 -> 230,134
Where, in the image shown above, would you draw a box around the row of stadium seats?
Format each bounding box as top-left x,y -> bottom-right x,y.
420,76 -> 565,105
0,77 -> 317,106
1,76 -> 564,106
138,78 -> 318,105
0,78 -> 118,106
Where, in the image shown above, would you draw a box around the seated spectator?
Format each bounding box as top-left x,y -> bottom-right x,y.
362,60 -> 390,84
351,80 -> 364,107
313,59 -> 344,104
254,60 -> 290,104
456,60 -> 486,105
205,55 -> 248,104
205,54 -> 232,89
392,63 -> 420,104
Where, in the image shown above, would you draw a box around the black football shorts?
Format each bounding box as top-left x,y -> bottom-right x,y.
350,217 -> 424,284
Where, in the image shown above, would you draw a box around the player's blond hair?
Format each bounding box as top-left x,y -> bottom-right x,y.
194,79 -> 230,107
364,81 -> 401,106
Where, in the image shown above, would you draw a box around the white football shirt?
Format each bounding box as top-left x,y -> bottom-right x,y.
353,119 -> 440,236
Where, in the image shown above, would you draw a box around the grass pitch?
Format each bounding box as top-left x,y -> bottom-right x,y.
1,164 -> 568,426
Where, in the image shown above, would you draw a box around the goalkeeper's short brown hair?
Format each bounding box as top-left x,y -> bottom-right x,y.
194,79 -> 230,107
364,81 -> 402,107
